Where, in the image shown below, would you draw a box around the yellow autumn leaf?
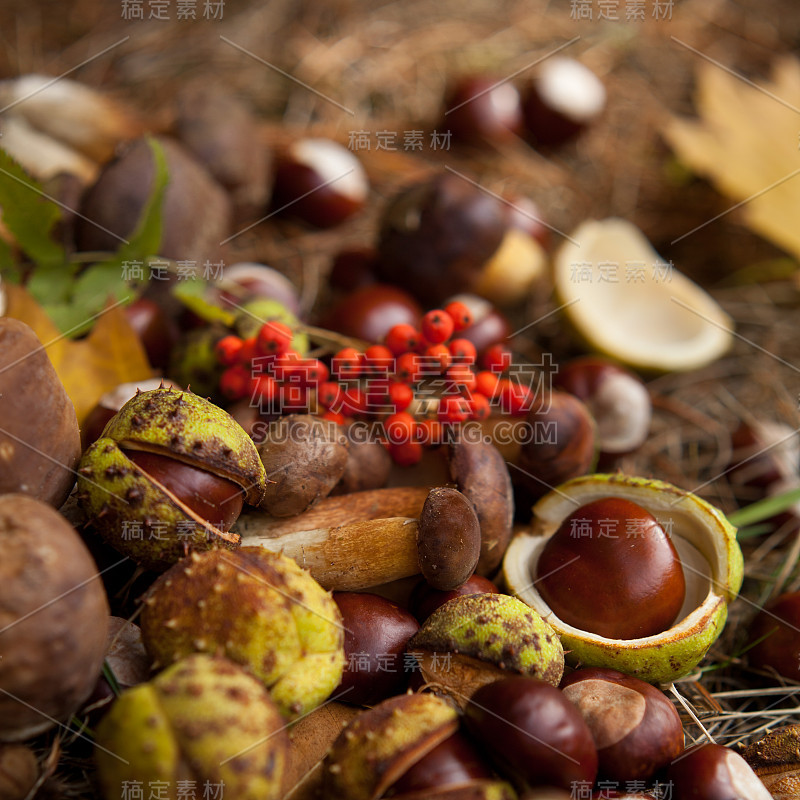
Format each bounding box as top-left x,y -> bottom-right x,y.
665,56 -> 800,261
4,284 -> 153,424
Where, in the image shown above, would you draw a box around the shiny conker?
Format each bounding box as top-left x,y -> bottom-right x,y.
748,591 -> 800,680
444,76 -> 524,146
536,497 -> 686,640
124,297 -> 179,371
271,137 -> 368,227
523,57 -> 606,147
513,391 -> 596,498
390,731 -> 493,794
666,742 -> 773,799
554,357 -> 651,457
124,449 -> 244,532
333,591 -> 419,706
465,676 -> 598,790
321,283 -> 422,343
560,667 -> 684,782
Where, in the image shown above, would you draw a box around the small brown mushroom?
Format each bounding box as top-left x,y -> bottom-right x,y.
448,437 -> 514,575
257,414 -> 350,517
0,318 -> 81,508
332,429 -> 392,495
417,487 -> 481,590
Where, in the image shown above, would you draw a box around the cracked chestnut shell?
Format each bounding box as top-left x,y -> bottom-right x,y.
76,387 -> 267,571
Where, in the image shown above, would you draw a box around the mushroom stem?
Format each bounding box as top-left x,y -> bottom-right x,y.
236,487 -> 429,590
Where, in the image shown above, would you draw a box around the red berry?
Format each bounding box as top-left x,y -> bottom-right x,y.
317,381 -> 344,410
438,394 -> 471,424
341,387 -> 368,416
250,375 -> 278,404
475,370 -> 500,399
482,343 -> 512,372
446,364 -> 477,395
364,378 -> 392,415
469,392 -> 491,420
424,343 -> 451,373
321,410 -> 347,425
238,336 -> 259,365
385,323 -> 420,355
364,344 -> 395,375
444,300 -> 473,331
390,440 -> 423,467
449,338 -> 477,365
257,320 -> 293,356
497,379 -> 533,415
388,381 -> 414,413
421,309 -> 455,345
332,347 -> 364,380
395,352 -> 422,384
385,412 -> 417,444
279,383 -> 309,414
415,418 -> 444,447
214,335 -> 244,367
271,350 -> 303,382
219,365 -> 250,400
297,358 -> 329,386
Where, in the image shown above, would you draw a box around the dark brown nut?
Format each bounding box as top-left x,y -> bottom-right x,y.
666,742 -> 773,800
76,387 -> 267,571
333,431 -> 392,495
465,676 -> 598,791
444,75 -> 524,146
324,692 -> 459,800
407,593 -> 564,701
334,591 -> 420,706
76,136 -> 232,265
747,591 -> 800,680
257,414 -> 349,517
124,297 -> 180,372
0,744 -> 38,800
417,487 -> 481,591
140,547 -> 345,720
174,82 -> 270,220
0,318 -> 81,507
0,495 -> 109,741
513,391 -> 596,498
393,779 -> 518,800
377,173 -> 508,305
560,667 -> 684,782
448,437 -> 514,574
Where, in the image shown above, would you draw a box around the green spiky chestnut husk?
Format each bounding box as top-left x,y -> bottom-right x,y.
325,693 -> 459,800
407,593 -> 564,699
140,547 -> 345,720
94,654 -> 288,800
76,388 -> 267,571
504,473 -> 743,683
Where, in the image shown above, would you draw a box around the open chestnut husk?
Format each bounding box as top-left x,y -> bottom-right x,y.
504,474 -> 743,683
76,387 -> 267,571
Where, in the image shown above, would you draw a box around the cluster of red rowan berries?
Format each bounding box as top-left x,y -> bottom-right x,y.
213,302 -> 532,465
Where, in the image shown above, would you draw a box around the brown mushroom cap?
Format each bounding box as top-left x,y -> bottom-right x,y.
417,487 -> 481,590
0,318 -> 81,508
0,495 -> 110,741
257,414 -> 349,517
448,437 -> 514,575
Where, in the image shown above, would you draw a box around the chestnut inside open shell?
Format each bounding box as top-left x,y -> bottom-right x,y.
504,474 -> 743,683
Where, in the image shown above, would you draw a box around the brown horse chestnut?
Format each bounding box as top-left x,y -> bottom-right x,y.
409,574 -> 499,623
666,742 -> 772,799
444,76 -> 524,146
748,591 -> 800,680
560,667 -> 684,782
536,497 -> 686,640
465,675 -> 598,790
333,592 -> 419,706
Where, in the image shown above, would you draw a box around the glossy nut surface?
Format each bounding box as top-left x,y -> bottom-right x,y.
560,667 -> 684,781
333,591 -> 419,706
465,676 -> 598,790
536,497 -> 686,640
445,76 -> 524,146
417,487 -> 481,590
748,591 -> 800,680
409,574 -> 499,623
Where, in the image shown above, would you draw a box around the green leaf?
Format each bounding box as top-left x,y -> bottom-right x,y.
173,278 -> 236,327
0,148 -> 66,269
